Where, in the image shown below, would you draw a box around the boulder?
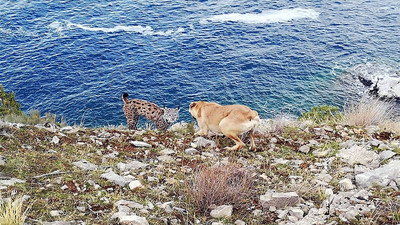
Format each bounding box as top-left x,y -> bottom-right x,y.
355,160 -> 400,188
260,192 -> 300,209
210,205 -> 233,218
337,145 -> 379,167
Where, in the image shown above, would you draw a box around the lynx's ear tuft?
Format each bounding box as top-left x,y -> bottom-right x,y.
177,106 -> 181,111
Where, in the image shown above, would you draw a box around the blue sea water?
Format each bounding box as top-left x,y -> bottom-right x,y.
0,0 -> 399,127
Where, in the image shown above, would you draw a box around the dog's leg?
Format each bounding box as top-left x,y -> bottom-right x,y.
250,128 -> 256,151
195,121 -> 209,136
225,134 -> 245,151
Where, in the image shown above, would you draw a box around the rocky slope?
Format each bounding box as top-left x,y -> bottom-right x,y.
0,120 -> 399,225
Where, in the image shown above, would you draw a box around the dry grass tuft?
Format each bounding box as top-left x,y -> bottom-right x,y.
0,195 -> 30,225
185,163 -> 255,213
342,98 -> 395,127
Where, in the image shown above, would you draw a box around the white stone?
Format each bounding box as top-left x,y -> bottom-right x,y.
118,160 -> 148,171
0,178 -> 25,186
252,209 -> 262,217
51,136 -> 60,144
100,170 -> 133,187
289,208 -> 304,219
129,180 -> 144,191
0,155 -> 6,166
184,148 -> 198,155
130,141 -> 151,148
337,145 -> 379,167
210,205 -> 233,218
119,215 -> 149,225
192,136 -> 216,148
339,178 -> 355,191
260,192 -> 299,209
157,155 -> 174,163
234,220 -> 246,225
355,160 -> 400,188
299,145 -> 311,153
160,148 -> 175,155
50,210 -> 63,217
379,150 -> 396,160
72,160 -> 98,171
116,200 -> 144,210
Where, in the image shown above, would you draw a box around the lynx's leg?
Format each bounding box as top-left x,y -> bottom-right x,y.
155,118 -> 168,131
127,114 -> 139,130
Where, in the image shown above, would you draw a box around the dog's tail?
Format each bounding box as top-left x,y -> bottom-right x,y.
122,93 -> 129,104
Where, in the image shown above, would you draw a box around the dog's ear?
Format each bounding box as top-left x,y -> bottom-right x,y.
189,102 -> 196,109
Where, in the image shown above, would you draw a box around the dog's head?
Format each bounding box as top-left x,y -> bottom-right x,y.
189,101 -> 206,119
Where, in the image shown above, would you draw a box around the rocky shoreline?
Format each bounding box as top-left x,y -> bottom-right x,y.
0,119 -> 399,225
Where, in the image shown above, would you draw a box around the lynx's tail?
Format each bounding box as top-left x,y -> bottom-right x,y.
122,93 -> 129,104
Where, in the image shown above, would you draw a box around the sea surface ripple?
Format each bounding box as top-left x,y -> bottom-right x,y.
1,0 -> 399,127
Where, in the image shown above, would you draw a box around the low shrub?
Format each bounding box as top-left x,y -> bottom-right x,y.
299,105 -> 342,124
184,163 -> 255,213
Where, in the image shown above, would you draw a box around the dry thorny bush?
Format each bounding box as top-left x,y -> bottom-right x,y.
184,163 -> 256,214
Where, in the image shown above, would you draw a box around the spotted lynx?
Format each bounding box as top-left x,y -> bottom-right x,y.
122,93 -> 180,131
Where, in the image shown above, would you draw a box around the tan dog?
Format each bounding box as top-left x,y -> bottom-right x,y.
189,101 -> 260,151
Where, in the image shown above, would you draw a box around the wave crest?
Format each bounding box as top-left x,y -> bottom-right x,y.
201,8 -> 320,24
48,21 -> 185,36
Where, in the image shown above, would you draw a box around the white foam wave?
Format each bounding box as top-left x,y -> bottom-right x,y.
67,22 -> 185,36
201,8 -> 320,24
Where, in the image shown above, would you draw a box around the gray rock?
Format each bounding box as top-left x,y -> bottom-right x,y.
339,178 -> 355,191
184,148 -> 198,155
351,63 -> 400,99
51,136 -> 60,145
50,210 -> 63,217
102,151 -> 119,163
379,150 -> 396,161
159,148 -> 175,155
43,222 -> 71,225
286,208 -> 327,225
130,141 -> 151,148
355,160 -> 400,188
260,192 -> 300,209
235,220 -> 246,225
191,136 -> 216,148
157,155 -> 174,163
210,205 -> 233,218
270,137 -> 278,144
100,170 -> 134,187
118,160 -> 148,171
299,145 -> 311,154
119,215 -> 149,225
115,200 -> 144,210
0,155 -> 6,166
337,145 -> 379,167
289,207 -> 304,219
72,160 -> 98,171
129,180 -> 144,191
0,178 -> 25,186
